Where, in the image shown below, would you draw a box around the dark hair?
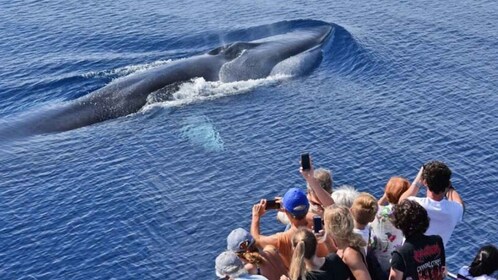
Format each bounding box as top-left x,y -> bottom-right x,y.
422,161 -> 452,194
469,244 -> 498,277
390,200 -> 430,238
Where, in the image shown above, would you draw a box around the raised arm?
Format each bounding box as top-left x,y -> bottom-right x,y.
251,200 -> 279,248
446,183 -> 465,212
399,166 -> 424,202
300,156 -> 334,207
377,193 -> 388,206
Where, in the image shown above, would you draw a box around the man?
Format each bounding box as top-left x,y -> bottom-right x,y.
399,161 -> 464,247
251,188 -> 312,269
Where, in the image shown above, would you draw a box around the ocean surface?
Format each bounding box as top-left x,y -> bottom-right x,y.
0,0 -> 497,279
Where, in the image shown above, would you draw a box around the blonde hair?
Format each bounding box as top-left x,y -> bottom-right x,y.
324,205 -> 366,249
384,177 -> 410,204
238,249 -> 265,267
350,192 -> 378,225
289,229 -> 317,280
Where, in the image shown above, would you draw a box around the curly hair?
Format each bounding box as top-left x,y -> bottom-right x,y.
469,244 -> 498,277
385,177 -> 410,204
237,244 -> 266,267
324,205 -> 366,248
390,200 -> 430,238
422,161 -> 452,194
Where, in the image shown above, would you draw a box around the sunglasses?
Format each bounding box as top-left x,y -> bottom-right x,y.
238,240 -> 251,252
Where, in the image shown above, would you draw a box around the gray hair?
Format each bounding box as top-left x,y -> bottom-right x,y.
331,185 -> 359,208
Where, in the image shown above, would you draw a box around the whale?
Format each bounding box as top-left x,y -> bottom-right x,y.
1,24 -> 332,137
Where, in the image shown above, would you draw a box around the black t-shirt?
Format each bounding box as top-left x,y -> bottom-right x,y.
306,253 -> 351,280
391,234 -> 445,280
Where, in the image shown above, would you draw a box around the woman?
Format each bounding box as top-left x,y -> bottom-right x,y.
389,199 -> 445,280
324,205 -> 372,280
280,228 -> 350,280
370,177 -> 410,272
227,228 -> 288,280
457,244 -> 498,280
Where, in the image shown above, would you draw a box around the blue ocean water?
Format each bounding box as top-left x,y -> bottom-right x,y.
0,0 -> 497,279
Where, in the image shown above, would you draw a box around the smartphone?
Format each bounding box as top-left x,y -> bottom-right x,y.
313,215 -> 322,233
265,199 -> 281,210
301,153 -> 311,170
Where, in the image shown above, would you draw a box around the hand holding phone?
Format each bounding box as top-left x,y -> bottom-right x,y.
265,199 -> 281,210
301,153 -> 311,170
313,215 -> 322,233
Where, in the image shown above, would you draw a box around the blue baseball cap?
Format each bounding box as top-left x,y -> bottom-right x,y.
283,188 -> 309,218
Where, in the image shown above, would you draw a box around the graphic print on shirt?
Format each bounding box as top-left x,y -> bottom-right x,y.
413,244 -> 444,280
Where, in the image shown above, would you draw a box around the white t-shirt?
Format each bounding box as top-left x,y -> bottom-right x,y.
353,226 -> 370,255
408,196 -> 463,247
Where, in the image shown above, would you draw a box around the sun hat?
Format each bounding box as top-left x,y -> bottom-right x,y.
283,188 -> 309,218
227,228 -> 254,252
215,251 -> 243,277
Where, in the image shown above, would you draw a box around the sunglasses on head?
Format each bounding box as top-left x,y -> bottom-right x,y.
238,240 -> 251,252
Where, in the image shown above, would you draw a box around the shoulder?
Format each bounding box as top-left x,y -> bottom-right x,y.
407,196 -> 425,204
343,246 -> 365,262
442,199 -> 464,211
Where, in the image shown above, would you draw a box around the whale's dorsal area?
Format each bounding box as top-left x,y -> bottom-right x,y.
1,21 -> 334,137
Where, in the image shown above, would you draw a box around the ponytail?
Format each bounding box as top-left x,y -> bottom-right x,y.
289,229 -> 318,280
289,241 -> 307,280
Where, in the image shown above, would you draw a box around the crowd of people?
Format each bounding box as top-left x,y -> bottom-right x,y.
214,156 -> 497,280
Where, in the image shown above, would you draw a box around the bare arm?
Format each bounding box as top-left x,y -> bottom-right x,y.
389,268 -> 403,280
399,166 -> 424,202
300,156 -> 334,207
446,184 -> 465,212
343,248 -> 372,280
251,200 -> 279,248
377,194 -> 388,206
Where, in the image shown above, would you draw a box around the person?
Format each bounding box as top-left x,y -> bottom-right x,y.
332,185 -> 360,208
399,161 -> 464,247
215,250 -> 268,279
226,228 -> 288,280
389,199 -> 446,280
457,244 -> 498,280
370,177 -> 410,272
277,168 -> 333,227
324,205 -> 372,280
306,168 -> 333,218
251,187 -> 311,269
351,192 -> 379,253
279,229 -> 350,280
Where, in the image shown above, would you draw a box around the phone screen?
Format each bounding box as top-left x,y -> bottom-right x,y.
265,199 -> 281,210
301,153 -> 311,170
313,216 -> 322,233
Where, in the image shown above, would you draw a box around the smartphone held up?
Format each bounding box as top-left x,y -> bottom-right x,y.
313,215 -> 323,233
301,153 -> 311,170
265,199 -> 281,210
